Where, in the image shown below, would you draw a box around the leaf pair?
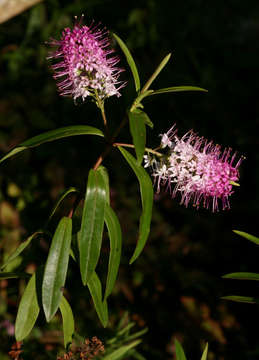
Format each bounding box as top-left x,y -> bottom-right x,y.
15,264 -> 74,348
78,166 -> 122,327
0,218 -> 74,346
222,230 -> 259,304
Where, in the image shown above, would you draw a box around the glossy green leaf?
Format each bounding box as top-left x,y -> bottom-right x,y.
60,296 -> 75,348
141,53 -> 171,93
1,232 -> 42,270
174,339 -> 187,360
201,343 -> 209,360
102,340 -> 141,360
0,272 -> 30,279
104,204 -> 122,299
149,86 -> 208,96
87,272 -> 108,327
222,272 -> 259,281
98,166 -> 110,205
113,33 -> 140,92
0,125 -> 104,164
118,147 -> 153,264
129,109 -> 147,165
48,187 -> 78,223
42,216 -> 72,322
221,295 -> 259,304
79,168 -> 106,285
15,272 -> 40,341
233,230 -> 259,245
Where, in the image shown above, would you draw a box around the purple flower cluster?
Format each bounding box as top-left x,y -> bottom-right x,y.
144,125 -> 243,211
47,17 -> 125,102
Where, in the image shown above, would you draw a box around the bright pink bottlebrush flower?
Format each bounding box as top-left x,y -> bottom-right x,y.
47,16 -> 125,102
144,125 -> 243,211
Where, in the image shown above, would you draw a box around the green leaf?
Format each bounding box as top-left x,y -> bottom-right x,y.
118,147 -> 153,264
141,53 -> 171,93
102,340 -> 142,360
130,90 -> 154,112
149,86 -> 208,96
1,232 -> 42,270
221,295 -> 259,304
233,230 -> 259,245
48,187 -> 78,223
42,216 -> 72,322
125,327 -> 148,343
15,272 -> 40,341
141,112 -> 154,129
130,350 -> 146,360
174,339 -> 187,360
128,109 -> 147,165
98,166 -> 110,205
0,125 -> 104,164
0,272 -> 30,279
222,272 -> 259,281
201,343 -> 209,360
87,271 -> 108,327
113,33 -> 140,92
60,296 -> 75,349
79,168 -> 106,285
104,204 -> 122,299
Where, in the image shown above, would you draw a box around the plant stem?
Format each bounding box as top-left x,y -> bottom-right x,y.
95,92 -> 108,135
113,142 -> 162,157
100,102 -> 108,130
92,115 -> 128,170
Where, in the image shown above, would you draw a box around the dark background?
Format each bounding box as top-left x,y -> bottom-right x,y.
0,0 -> 259,359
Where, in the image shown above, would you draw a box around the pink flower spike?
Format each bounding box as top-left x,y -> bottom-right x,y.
47,15 -> 126,103
144,125 -> 244,212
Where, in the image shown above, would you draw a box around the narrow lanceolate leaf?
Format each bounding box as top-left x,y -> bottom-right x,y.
125,327 -> 148,342
128,109 -> 147,165
233,230 -> 259,245
15,272 -> 40,341
174,339 -> 187,360
0,125 -> 104,164
149,86 -> 208,96
222,272 -> 259,281
118,147 -> 153,264
141,53 -> 171,93
221,295 -> 259,304
79,168 -> 106,285
201,343 -> 209,360
1,231 -> 42,270
102,340 -> 142,360
0,272 -> 30,279
87,272 -> 108,327
42,217 -> 72,322
48,187 -> 78,223
113,33 -> 140,93
104,204 -> 122,299
60,296 -> 75,348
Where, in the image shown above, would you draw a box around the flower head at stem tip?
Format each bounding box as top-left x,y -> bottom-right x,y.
144,124 -> 244,212
47,15 -> 126,104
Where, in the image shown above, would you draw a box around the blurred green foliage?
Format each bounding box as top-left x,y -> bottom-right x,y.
0,0 -> 259,359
